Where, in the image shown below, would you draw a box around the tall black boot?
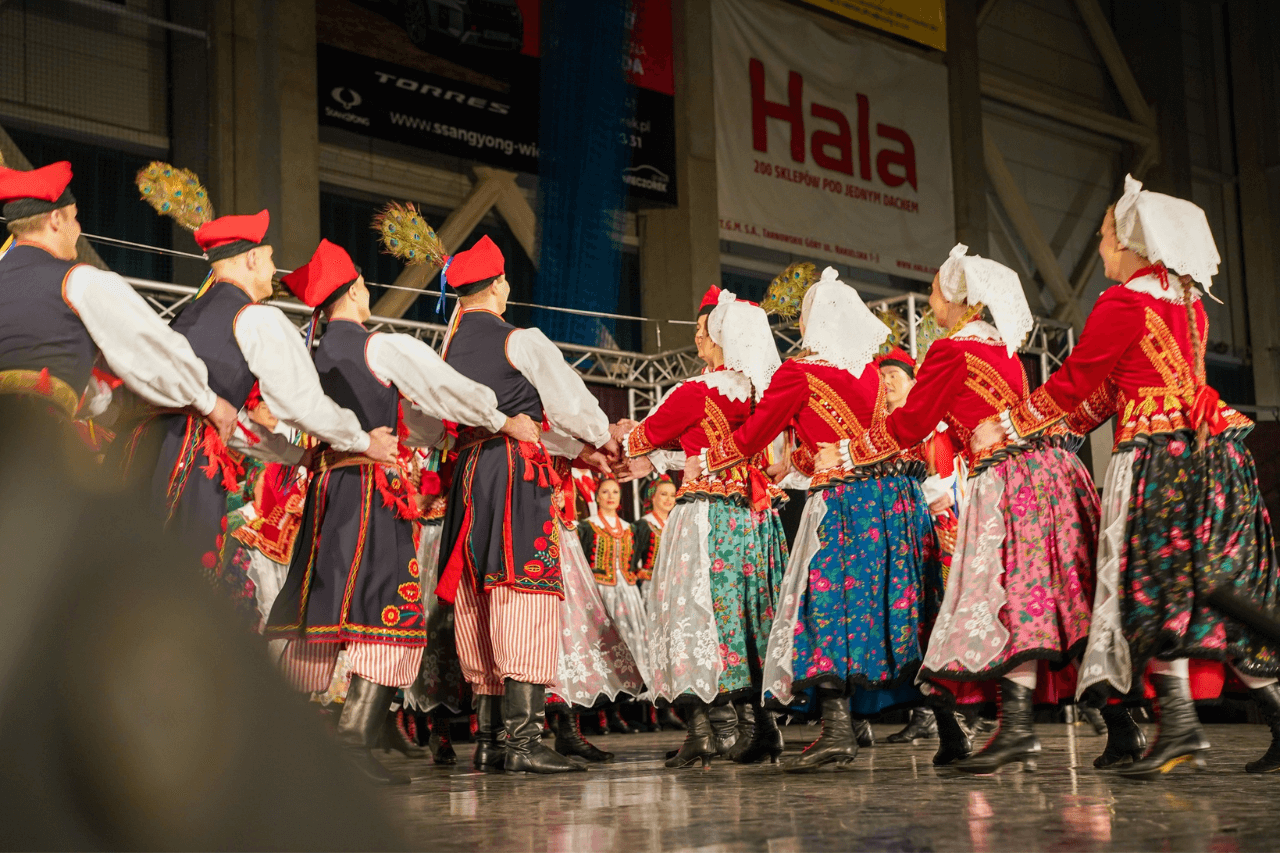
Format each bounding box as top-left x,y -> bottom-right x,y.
886,707 -> 937,744
708,702 -> 739,756
471,694 -> 505,772
932,706 -> 972,766
379,707 -> 427,758
1093,704 -> 1146,769
1079,704 -> 1107,735
502,680 -> 587,774
606,703 -> 635,734
853,717 -> 875,748
1245,682 -> 1280,773
1117,674 -> 1209,779
954,679 -> 1040,775
784,695 -> 859,772
665,702 -> 716,768
727,701 -> 784,764
429,708 -> 457,765
658,705 -> 686,731
551,707 -> 614,763
336,676 -> 411,785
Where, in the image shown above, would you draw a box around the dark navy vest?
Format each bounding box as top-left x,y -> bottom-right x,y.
444,309 -> 543,424
169,280 -> 257,408
313,320 -> 398,431
0,243 -> 97,391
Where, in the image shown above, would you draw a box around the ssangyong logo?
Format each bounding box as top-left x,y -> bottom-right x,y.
623,164 -> 669,193
331,87 -> 362,110
325,87 -> 370,126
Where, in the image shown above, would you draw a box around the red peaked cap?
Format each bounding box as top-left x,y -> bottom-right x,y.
0,161 -> 73,203
193,209 -> 270,255
875,346 -> 916,378
280,238 -> 360,308
446,234 -> 504,288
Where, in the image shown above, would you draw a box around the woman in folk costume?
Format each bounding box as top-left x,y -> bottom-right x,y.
540,432 -> 645,762
620,287 -> 788,769
973,176 -> 1280,779
264,239 -> 537,785
633,476 -> 677,591
579,477 -> 649,734
819,245 -> 1101,774
696,268 -> 942,770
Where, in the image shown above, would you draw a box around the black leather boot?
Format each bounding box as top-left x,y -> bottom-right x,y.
551,707 -> 614,763
502,680 -> 587,774
379,708 -> 427,758
606,704 -> 635,734
708,702 -> 739,756
429,709 -> 457,765
1079,704 -> 1107,735
658,705 -> 686,730
1093,704 -> 1146,769
727,701 -> 785,764
784,695 -> 859,772
471,694 -> 505,772
336,676 -> 411,785
724,700 -> 755,760
666,702 -> 716,768
1117,674 -> 1209,780
1245,682 -> 1280,773
853,717 -> 875,748
886,707 -> 937,744
932,707 -> 972,766
954,679 -> 1040,775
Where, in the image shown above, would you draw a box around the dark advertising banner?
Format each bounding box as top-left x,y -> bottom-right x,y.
317,0 -> 677,207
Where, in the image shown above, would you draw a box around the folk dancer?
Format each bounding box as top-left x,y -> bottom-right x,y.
264,239 -> 535,784
818,246 -> 1101,773
433,235 -> 620,775
0,161 -> 233,464
974,176 -> 1280,778
620,288 -> 788,769
698,268 -> 942,770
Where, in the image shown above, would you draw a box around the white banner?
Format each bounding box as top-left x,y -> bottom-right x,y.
713,0 -> 954,281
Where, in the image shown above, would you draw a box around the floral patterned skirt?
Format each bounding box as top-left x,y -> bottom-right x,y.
1120,432 -> 1279,681
642,499 -> 787,705
762,476 -> 941,708
920,441 -> 1099,686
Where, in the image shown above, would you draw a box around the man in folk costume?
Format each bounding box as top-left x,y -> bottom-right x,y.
620,288 -> 789,769
973,176 -> 1280,779
121,172 -> 399,569
0,160 -> 235,454
434,235 -> 619,775
265,239 -> 535,784
694,269 -> 942,770
817,246 -> 1102,773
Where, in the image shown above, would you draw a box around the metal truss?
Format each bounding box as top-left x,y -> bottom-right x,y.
126,277 -> 1076,423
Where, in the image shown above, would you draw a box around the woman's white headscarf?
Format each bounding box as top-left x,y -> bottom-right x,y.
708,289 -> 780,401
799,267 -> 890,377
1113,173 -> 1220,294
937,243 -> 1033,357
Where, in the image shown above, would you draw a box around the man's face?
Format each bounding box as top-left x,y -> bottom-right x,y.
53,205 -> 82,258
880,364 -> 915,413
492,274 -> 510,313
352,275 -> 371,321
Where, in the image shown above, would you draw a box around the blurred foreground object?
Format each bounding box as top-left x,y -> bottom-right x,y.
0,402 -> 401,851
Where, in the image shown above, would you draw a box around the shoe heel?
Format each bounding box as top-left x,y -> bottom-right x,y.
1021,756 -> 1037,772
1191,753 -> 1208,770
833,757 -> 856,770
700,754 -> 712,769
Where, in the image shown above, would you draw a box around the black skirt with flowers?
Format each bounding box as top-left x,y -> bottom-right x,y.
1121,429 -> 1280,679
266,464 -> 425,647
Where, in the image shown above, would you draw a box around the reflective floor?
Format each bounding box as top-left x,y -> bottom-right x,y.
383,724 -> 1280,852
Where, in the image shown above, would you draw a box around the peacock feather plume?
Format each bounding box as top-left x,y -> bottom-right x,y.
135,161 -> 214,232
761,262 -> 818,320
372,201 -> 446,267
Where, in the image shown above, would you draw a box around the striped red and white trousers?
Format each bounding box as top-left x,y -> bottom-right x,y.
274,639 -> 423,693
453,576 -> 561,695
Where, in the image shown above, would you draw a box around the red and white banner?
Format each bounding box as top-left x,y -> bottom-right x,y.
713,0 -> 954,281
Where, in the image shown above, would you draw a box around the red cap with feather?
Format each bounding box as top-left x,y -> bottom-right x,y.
193,209 -> 270,262
280,239 -> 360,308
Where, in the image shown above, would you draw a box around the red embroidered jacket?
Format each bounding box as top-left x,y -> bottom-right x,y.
625,368 -> 778,505
1006,278 -> 1251,449
705,356 -> 891,489
849,324 -> 1036,472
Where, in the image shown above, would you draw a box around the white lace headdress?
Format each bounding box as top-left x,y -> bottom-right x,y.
1114,174 -> 1220,294
800,267 -> 889,377
938,243 -> 1033,357
708,289 -> 780,401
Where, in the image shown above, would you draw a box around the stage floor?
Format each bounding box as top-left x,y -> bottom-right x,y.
383,723 -> 1280,852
